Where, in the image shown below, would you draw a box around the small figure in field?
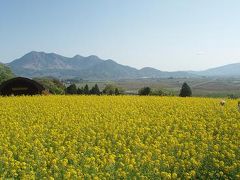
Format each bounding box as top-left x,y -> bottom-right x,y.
238,101 -> 240,112
220,100 -> 226,106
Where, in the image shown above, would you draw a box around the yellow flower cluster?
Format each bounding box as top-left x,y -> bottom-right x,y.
0,96 -> 239,179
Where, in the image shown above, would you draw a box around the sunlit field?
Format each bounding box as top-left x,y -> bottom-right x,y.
0,96 -> 239,179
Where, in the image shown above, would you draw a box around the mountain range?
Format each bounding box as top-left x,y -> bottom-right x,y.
4,51 -> 240,80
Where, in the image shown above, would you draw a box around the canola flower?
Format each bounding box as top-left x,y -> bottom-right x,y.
0,95 -> 239,179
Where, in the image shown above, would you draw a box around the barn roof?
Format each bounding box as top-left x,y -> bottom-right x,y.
0,77 -> 45,96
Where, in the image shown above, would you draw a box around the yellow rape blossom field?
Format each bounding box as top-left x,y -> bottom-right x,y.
0,96 -> 240,179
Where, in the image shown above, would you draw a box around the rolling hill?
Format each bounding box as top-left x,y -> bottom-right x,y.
4,51 -> 240,79
6,51 -> 194,79
195,63 -> 240,77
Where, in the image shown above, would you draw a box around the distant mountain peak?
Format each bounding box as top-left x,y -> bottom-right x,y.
87,55 -> 100,59
6,51 -> 239,80
28,51 -> 41,54
140,67 -> 160,71
23,51 -> 40,57
27,51 -> 47,56
72,55 -> 84,59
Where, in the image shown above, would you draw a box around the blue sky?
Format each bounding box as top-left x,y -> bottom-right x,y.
1,0 -> 240,71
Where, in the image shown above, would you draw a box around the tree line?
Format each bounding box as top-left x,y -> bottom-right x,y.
138,82 -> 192,97
65,84 -> 120,95
66,82 -> 192,97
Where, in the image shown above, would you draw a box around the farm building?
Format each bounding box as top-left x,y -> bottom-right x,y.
0,77 -> 45,96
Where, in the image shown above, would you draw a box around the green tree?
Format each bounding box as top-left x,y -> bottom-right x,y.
115,88 -> 120,95
138,87 -> 151,96
103,84 -> 115,95
83,84 -> 89,94
77,87 -> 83,94
66,84 -> 77,94
102,84 -> 123,95
90,84 -> 101,95
109,89 -> 114,95
0,64 -> 14,84
179,82 -> 192,97
34,77 -> 65,94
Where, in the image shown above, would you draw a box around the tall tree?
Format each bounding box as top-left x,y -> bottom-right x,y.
115,88 -> 120,95
65,84 -> 77,94
77,87 -> 83,94
179,82 -> 192,97
93,84 -> 101,95
83,84 -> 89,94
